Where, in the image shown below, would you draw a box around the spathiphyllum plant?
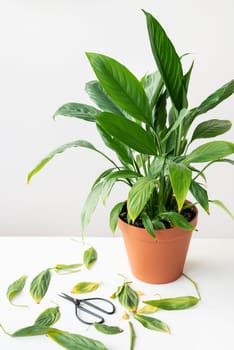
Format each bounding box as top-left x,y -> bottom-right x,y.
28,10 -> 234,239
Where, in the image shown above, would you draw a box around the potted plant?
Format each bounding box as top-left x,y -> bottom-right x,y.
28,10 -> 234,284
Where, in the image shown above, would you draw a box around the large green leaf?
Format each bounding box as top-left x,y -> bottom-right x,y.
185,141 -> 234,163
190,180 -> 209,213
127,177 -> 157,221
86,52 -> 152,125
85,80 -> 124,116
144,10 -> 186,110
190,119 -> 232,142
27,140 -> 115,183
53,102 -> 99,122
96,112 -> 157,155
168,161 -> 192,212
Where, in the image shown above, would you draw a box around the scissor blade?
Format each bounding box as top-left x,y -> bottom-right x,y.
58,292 -> 76,303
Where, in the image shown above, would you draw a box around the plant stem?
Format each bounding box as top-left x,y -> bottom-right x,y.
183,273 -> 201,300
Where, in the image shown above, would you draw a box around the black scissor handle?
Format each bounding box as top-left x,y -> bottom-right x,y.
81,297 -> 116,315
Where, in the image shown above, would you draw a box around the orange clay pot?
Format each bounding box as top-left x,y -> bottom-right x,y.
118,206 -> 198,284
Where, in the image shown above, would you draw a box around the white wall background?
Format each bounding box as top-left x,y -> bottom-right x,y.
0,0 -> 233,237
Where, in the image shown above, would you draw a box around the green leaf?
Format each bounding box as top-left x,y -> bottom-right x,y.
148,156 -> 165,177
141,212 -> 156,239
144,10 -> 186,111
83,247 -> 98,269
134,314 -> 170,333
27,140 -> 106,183
48,329 -> 108,350
210,200 -> 234,220
110,284 -> 125,299
127,177 -> 157,221
12,325 -> 52,337
96,112 -> 157,155
94,323 -> 123,335
71,281 -> 100,294
53,102 -> 99,122
183,60 -> 194,93
191,79 -> 234,118
160,211 -> 195,231
86,52 -> 152,125
143,71 -> 164,108
185,141 -> 234,163
81,182 -> 103,238
34,306 -> 61,327
190,180 -> 209,213
191,119 -> 232,142
168,161 -> 192,212
129,321 -> 136,350
109,202 -> 124,234
6,275 -> 27,305
85,80 -> 124,116
144,296 -> 200,310
53,263 -> 83,274
154,91 -> 167,135
30,269 -> 51,304
118,282 -> 139,313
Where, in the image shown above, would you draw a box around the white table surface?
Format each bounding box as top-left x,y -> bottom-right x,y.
0,236 -> 233,350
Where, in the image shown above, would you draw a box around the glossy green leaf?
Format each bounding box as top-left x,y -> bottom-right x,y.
6,275 -> 27,305
48,329 -> 108,350
86,52 -> 152,125
94,323 -> 123,335
185,141 -> 234,164
210,200 -> 234,220
144,296 -> 200,310
83,247 -> 98,269
190,180 -> 209,213
53,263 -> 82,274
160,211 -> 195,230
81,182 -> 103,237
168,161 -> 192,212
127,177 -> 157,221
27,140 -> 107,183
34,306 -> 61,327
134,314 -> 170,333
53,102 -> 99,122
85,80 -> 124,116
109,202 -> 124,234
129,321 -> 136,350
96,112 -> 157,155
118,282 -> 139,313
191,79 -> 234,118
191,119 -> 232,142
141,212 -> 156,238
144,10 -> 186,110
30,269 -> 51,304
71,281 -> 100,294
12,325 -> 52,337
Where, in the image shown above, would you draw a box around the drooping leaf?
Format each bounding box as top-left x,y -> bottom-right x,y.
185,141 -> 234,164
96,112 -> 157,155
109,202 -> 125,234
53,102 -> 99,122
81,182 -> 103,238
127,177 -> 157,221
85,80 -> 124,116
71,281 -> 100,294
30,269 -> 51,304
141,212 -> 156,239
34,306 -> 61,327
168,160 -> 192,212
118,282 -> 139,313
144,296 -> 200,310
134,314 -> 170,333
6,275 -> 27,305
209,200 -> 234,220
83,247 -> 98,269
190,119 -> 232,142
129,321 -> 136,350
86,52 -> 152,125
93,323 -> 123,335
144,10 -> 186,111
160,211 -> 195,231
48,329 -> 108,350
53,263 -> 83,274
189,180 -> 209,213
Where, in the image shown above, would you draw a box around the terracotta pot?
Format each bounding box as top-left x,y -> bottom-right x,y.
118,206 -> 198,284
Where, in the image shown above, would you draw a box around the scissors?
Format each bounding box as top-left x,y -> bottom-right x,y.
59,292 -> 116,325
